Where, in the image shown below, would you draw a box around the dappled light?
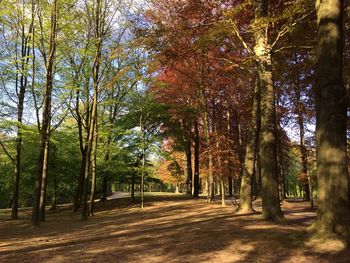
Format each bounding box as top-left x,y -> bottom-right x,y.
1,196 -> 349,262
1,0 -> 350,261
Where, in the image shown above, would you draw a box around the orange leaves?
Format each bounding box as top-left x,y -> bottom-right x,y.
156,151 -> 186,184
297,172 -> 308,183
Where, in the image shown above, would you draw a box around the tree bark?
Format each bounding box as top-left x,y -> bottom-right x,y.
313,0 -> 350,238
238,79 -> 260,213
193,120 -> 200,197
89,122 -> 97,216
81,0 -> 103,219
73,74 -> 90,212
185,138 -> 193,195
39,136 -> 50,221
203,112 -> 214,201
101,140 -> 110,201
295,87 -> 312,205
32,0 -> 57,226
254,0 -> 285,223
140,111 -> 145,209
12,0 -> 34,220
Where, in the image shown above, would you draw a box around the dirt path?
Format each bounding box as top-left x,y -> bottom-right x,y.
0,196 -> 349,262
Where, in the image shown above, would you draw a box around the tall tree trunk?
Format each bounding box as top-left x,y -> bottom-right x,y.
39,136 -> 50,221
193,120 -> 200,197
81,93 -> 97,219
140,112 -> 145,209
50,176 -> 57,210
238,79 -> 260,213
81,0 -> 102,219
234,111 -> 244,195
32,0 -> 57,226
226,111 -> 233,197
255,147 -> 262,196
295,87 -> 312,205
185,138 -> 193,195
313,0 -> 350,238
12,0 -> 34,220
203,112 -> 214,201
228,177 -> 233,197
101,102 -> 118,201
73,76 -> 90,212
101,140 -> 110,201
89,122 -> 97,216
73,148 -> 86,211
254,0 -> 285,223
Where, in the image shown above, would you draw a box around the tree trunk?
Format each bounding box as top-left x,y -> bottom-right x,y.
32,0 -> 57,226
141,120 -> 145,209
81,0 -> 102,219
185,138 -> 193,195
228,176 -> 233,197
50,176 -> 57,210
193,120 -> 200,197
73,148 -> 86,211
313,0 -> 350,238
203,112 -> 214,202
89,122 -> 97,216
295,87 -> 312,205
101,143 -> 110,201
39,138 -> 50,221
254,149 -> 261,197
12,0 -> 34,220
220,179 -> 226,207
254,0 -> 285,223
238,79 -> 260,213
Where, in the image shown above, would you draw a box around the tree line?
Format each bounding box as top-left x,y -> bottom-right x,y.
0,0 -> 349,240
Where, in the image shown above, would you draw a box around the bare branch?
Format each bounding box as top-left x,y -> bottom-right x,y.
273,45 -> 314,53
271,11 -> 314,49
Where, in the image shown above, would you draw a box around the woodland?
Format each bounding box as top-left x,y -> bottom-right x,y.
0,0 -> 350,262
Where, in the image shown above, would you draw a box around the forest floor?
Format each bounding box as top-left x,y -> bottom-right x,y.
0,194 -> 349,263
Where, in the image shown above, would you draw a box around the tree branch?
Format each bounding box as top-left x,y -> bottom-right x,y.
0,140 -> 16,165
273,45 -> 314,53
271,11 -> 314,49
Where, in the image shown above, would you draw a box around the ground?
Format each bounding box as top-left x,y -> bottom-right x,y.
0,194 -> 349,262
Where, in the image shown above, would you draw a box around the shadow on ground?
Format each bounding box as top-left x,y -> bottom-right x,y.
0,195 -> 348,262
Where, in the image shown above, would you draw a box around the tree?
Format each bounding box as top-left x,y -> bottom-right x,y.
312,0 -> 350,239
238,80 -> 260,213
0,0 -> 35,220
32,0 -> 59,226
81,0 -> 104,220
251,0 -> 285,222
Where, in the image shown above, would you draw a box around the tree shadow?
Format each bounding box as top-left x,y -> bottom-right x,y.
0,195 -> 348,262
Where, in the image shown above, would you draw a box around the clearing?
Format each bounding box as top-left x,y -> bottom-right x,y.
0,194 -> 349,262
